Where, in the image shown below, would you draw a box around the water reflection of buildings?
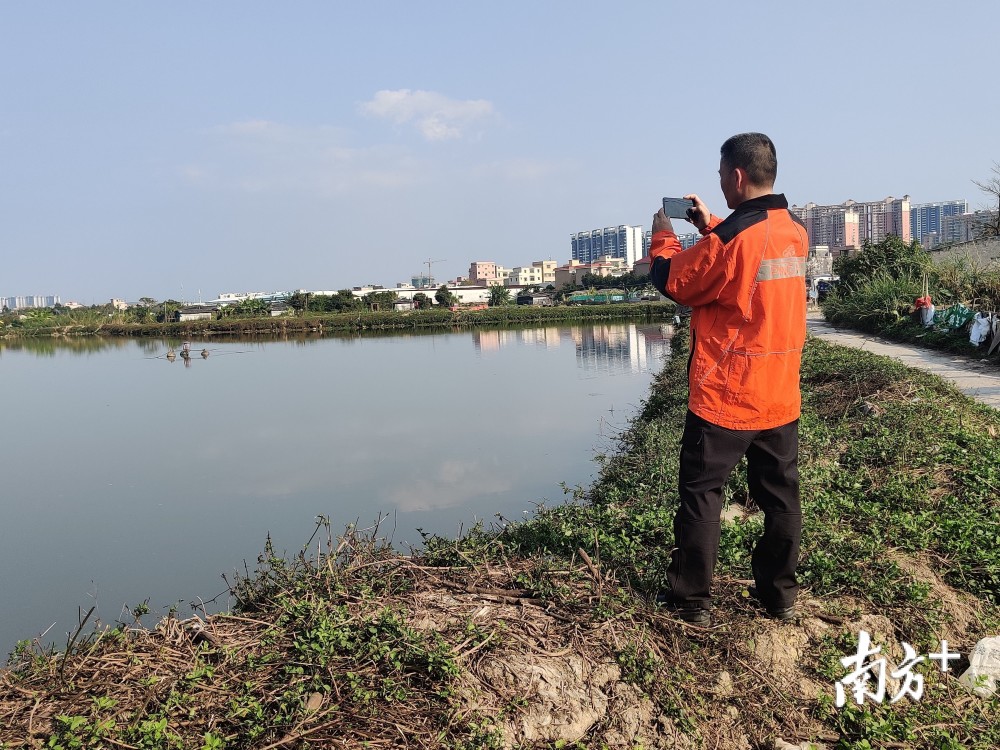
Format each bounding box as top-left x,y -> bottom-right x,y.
573,324 -> 673,376
473,327 -> 563,353
472,324 -> 673,375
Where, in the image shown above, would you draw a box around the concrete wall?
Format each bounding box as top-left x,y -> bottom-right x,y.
930,237 -> 1000,267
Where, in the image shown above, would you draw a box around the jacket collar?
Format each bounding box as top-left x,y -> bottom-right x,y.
733,193 -> 788,213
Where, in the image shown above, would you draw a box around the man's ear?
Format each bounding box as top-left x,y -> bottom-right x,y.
734,167 -> 748,192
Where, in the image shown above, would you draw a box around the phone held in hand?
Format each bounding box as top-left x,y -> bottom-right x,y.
662,196 -> 693,220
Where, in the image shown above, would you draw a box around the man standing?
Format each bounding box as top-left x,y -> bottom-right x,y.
648,133 -> 808,625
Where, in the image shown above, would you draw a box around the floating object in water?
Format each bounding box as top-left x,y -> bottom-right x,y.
165,350 -> 176,362
201,349 -> 210,358
182,341 -> 192,353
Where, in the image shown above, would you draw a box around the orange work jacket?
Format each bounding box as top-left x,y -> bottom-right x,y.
648,194 -> 808,430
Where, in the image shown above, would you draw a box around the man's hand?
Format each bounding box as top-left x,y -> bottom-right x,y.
652,208 -> 674,234
683,193 -> 711,231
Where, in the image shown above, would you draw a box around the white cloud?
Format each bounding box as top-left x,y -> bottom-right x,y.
182,120 -> 427,194
360,89 -> 494,141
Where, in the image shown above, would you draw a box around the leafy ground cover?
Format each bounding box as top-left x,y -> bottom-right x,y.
2,330 -> 999,749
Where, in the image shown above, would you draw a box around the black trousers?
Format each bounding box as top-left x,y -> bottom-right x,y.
666,410 -> 801,610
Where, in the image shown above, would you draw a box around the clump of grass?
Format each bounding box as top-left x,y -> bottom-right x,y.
2,518 -> 683,749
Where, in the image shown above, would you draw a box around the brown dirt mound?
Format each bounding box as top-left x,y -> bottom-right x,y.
0,540 -> 994,749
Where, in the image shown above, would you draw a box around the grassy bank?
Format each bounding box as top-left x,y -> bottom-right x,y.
0,302 -> 675,339
820,309 -> 1000,358
2,331 -> 999,749
822,236 -> 1000,362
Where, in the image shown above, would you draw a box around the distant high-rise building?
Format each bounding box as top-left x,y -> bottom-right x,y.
910,200 -> 968,247
790,196 -> 910,252
642,229 -> 699,254
411,274 -> 434,289
856,196 -> 911,244
571,225 -> 643,266
677,232 -> 700,250
790,202 -> 860,251
940,210 -> 998,245
1,294 -> 60,310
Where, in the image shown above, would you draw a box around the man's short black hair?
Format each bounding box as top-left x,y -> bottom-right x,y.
720,132 -> 777,187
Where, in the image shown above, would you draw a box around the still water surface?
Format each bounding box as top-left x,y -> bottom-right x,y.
1,322 -> 672,656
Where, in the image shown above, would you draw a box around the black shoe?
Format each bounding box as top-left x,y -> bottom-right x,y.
747,586 -> 797,621
654,592 -> 711,625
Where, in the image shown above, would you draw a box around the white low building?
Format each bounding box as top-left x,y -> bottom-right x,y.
350,285 -> 492,304
210,290 -> 301,306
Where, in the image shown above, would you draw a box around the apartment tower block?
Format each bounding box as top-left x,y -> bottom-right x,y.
570,225 -> 643,266
790,196 -> 911,255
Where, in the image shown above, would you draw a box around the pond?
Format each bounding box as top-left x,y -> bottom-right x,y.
0,322 -> 673,656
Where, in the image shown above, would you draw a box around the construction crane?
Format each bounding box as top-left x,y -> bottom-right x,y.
421,258 -> 447,289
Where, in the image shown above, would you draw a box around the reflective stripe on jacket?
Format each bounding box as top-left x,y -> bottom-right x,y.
648,193 -> 808,430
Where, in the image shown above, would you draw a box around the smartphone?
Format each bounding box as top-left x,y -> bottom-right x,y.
662,196 -> 693,220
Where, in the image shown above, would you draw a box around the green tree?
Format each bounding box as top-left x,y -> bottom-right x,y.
579,271 -> 650,297
310,290 -> 362,313
129,305 -> 154,323
220,297 -> 271,318
553,282 -> 578,303
332,290 -> 363,312
21,308 -> 54,327
362,291 -> 398,310
584,272 -> 620,291
617,271 -> 652,300
412,292 -> 431,309
487,285 -> 511,307
434,285 -> 458,307
124,297 -> 158,323
234,297 -> 272,317
287,291 -> 311,313
833,236 -> 930,292
156,300 -> 182,323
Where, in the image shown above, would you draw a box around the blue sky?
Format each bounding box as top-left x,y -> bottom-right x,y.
1,1 -> 996,303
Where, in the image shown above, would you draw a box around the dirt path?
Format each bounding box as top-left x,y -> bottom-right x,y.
807,311 -> 1000,410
